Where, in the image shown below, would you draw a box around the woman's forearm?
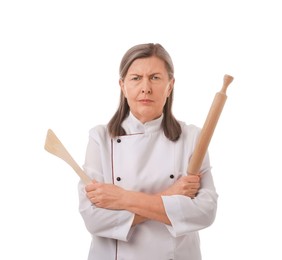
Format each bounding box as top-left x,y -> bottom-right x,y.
85,181 -> 171,225
132,214 -> 148,226
85,175 -> 200,226
123,191 -> 171,225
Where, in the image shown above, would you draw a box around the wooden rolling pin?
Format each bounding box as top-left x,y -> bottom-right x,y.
187,74 -> 234,175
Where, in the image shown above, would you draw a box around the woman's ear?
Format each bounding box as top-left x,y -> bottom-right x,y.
119,79 -> 127,97
167,78 -> 175,97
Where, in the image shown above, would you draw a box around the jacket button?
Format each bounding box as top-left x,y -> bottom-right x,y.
170,174 -> 174,179
116,177 -> 121,181
117,139 -> 121,143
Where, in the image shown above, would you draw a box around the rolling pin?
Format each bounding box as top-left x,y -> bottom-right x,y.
187,74 -> 234,175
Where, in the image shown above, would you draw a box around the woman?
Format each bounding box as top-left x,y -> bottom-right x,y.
78,43 -> 218,260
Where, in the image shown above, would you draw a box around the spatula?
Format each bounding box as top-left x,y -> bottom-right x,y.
44,129 -> 91,185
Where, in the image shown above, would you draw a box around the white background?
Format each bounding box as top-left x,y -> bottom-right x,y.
1,0 -> 281,259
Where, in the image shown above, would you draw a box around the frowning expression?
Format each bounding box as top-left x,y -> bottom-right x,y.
120,56 -> 174,123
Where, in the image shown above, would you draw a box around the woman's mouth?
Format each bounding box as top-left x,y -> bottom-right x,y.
139,99 -> 153,104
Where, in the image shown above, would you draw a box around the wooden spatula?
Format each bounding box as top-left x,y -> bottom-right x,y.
44,129 -> 91,184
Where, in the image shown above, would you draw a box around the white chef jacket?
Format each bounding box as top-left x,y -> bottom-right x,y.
78,113 -> 218,260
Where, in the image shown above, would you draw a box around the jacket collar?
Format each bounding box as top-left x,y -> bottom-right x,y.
121,112 -> 163,135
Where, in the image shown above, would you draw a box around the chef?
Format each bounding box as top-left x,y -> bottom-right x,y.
78,43 -> 218,260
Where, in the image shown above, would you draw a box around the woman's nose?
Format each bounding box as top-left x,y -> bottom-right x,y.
141,80 -> 152,94
141,89 -> 151,94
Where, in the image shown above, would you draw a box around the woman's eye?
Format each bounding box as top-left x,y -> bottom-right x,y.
151,75 -> 160,80
132,76 -> 141,80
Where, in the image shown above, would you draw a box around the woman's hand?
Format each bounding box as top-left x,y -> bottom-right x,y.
161,175 -> 201,199
86,174 -> 201,210
85,180 -> 127,210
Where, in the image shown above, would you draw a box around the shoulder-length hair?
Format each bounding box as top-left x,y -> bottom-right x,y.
108,43 -> 181,141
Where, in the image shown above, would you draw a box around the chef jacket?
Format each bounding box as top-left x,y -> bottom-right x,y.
78,113 -> 218,260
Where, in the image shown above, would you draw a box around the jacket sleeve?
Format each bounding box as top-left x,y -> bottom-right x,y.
78,127 -> 135,242
161,152 -> 218,237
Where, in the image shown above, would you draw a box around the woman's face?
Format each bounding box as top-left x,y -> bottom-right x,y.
120,56 -> 174,123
